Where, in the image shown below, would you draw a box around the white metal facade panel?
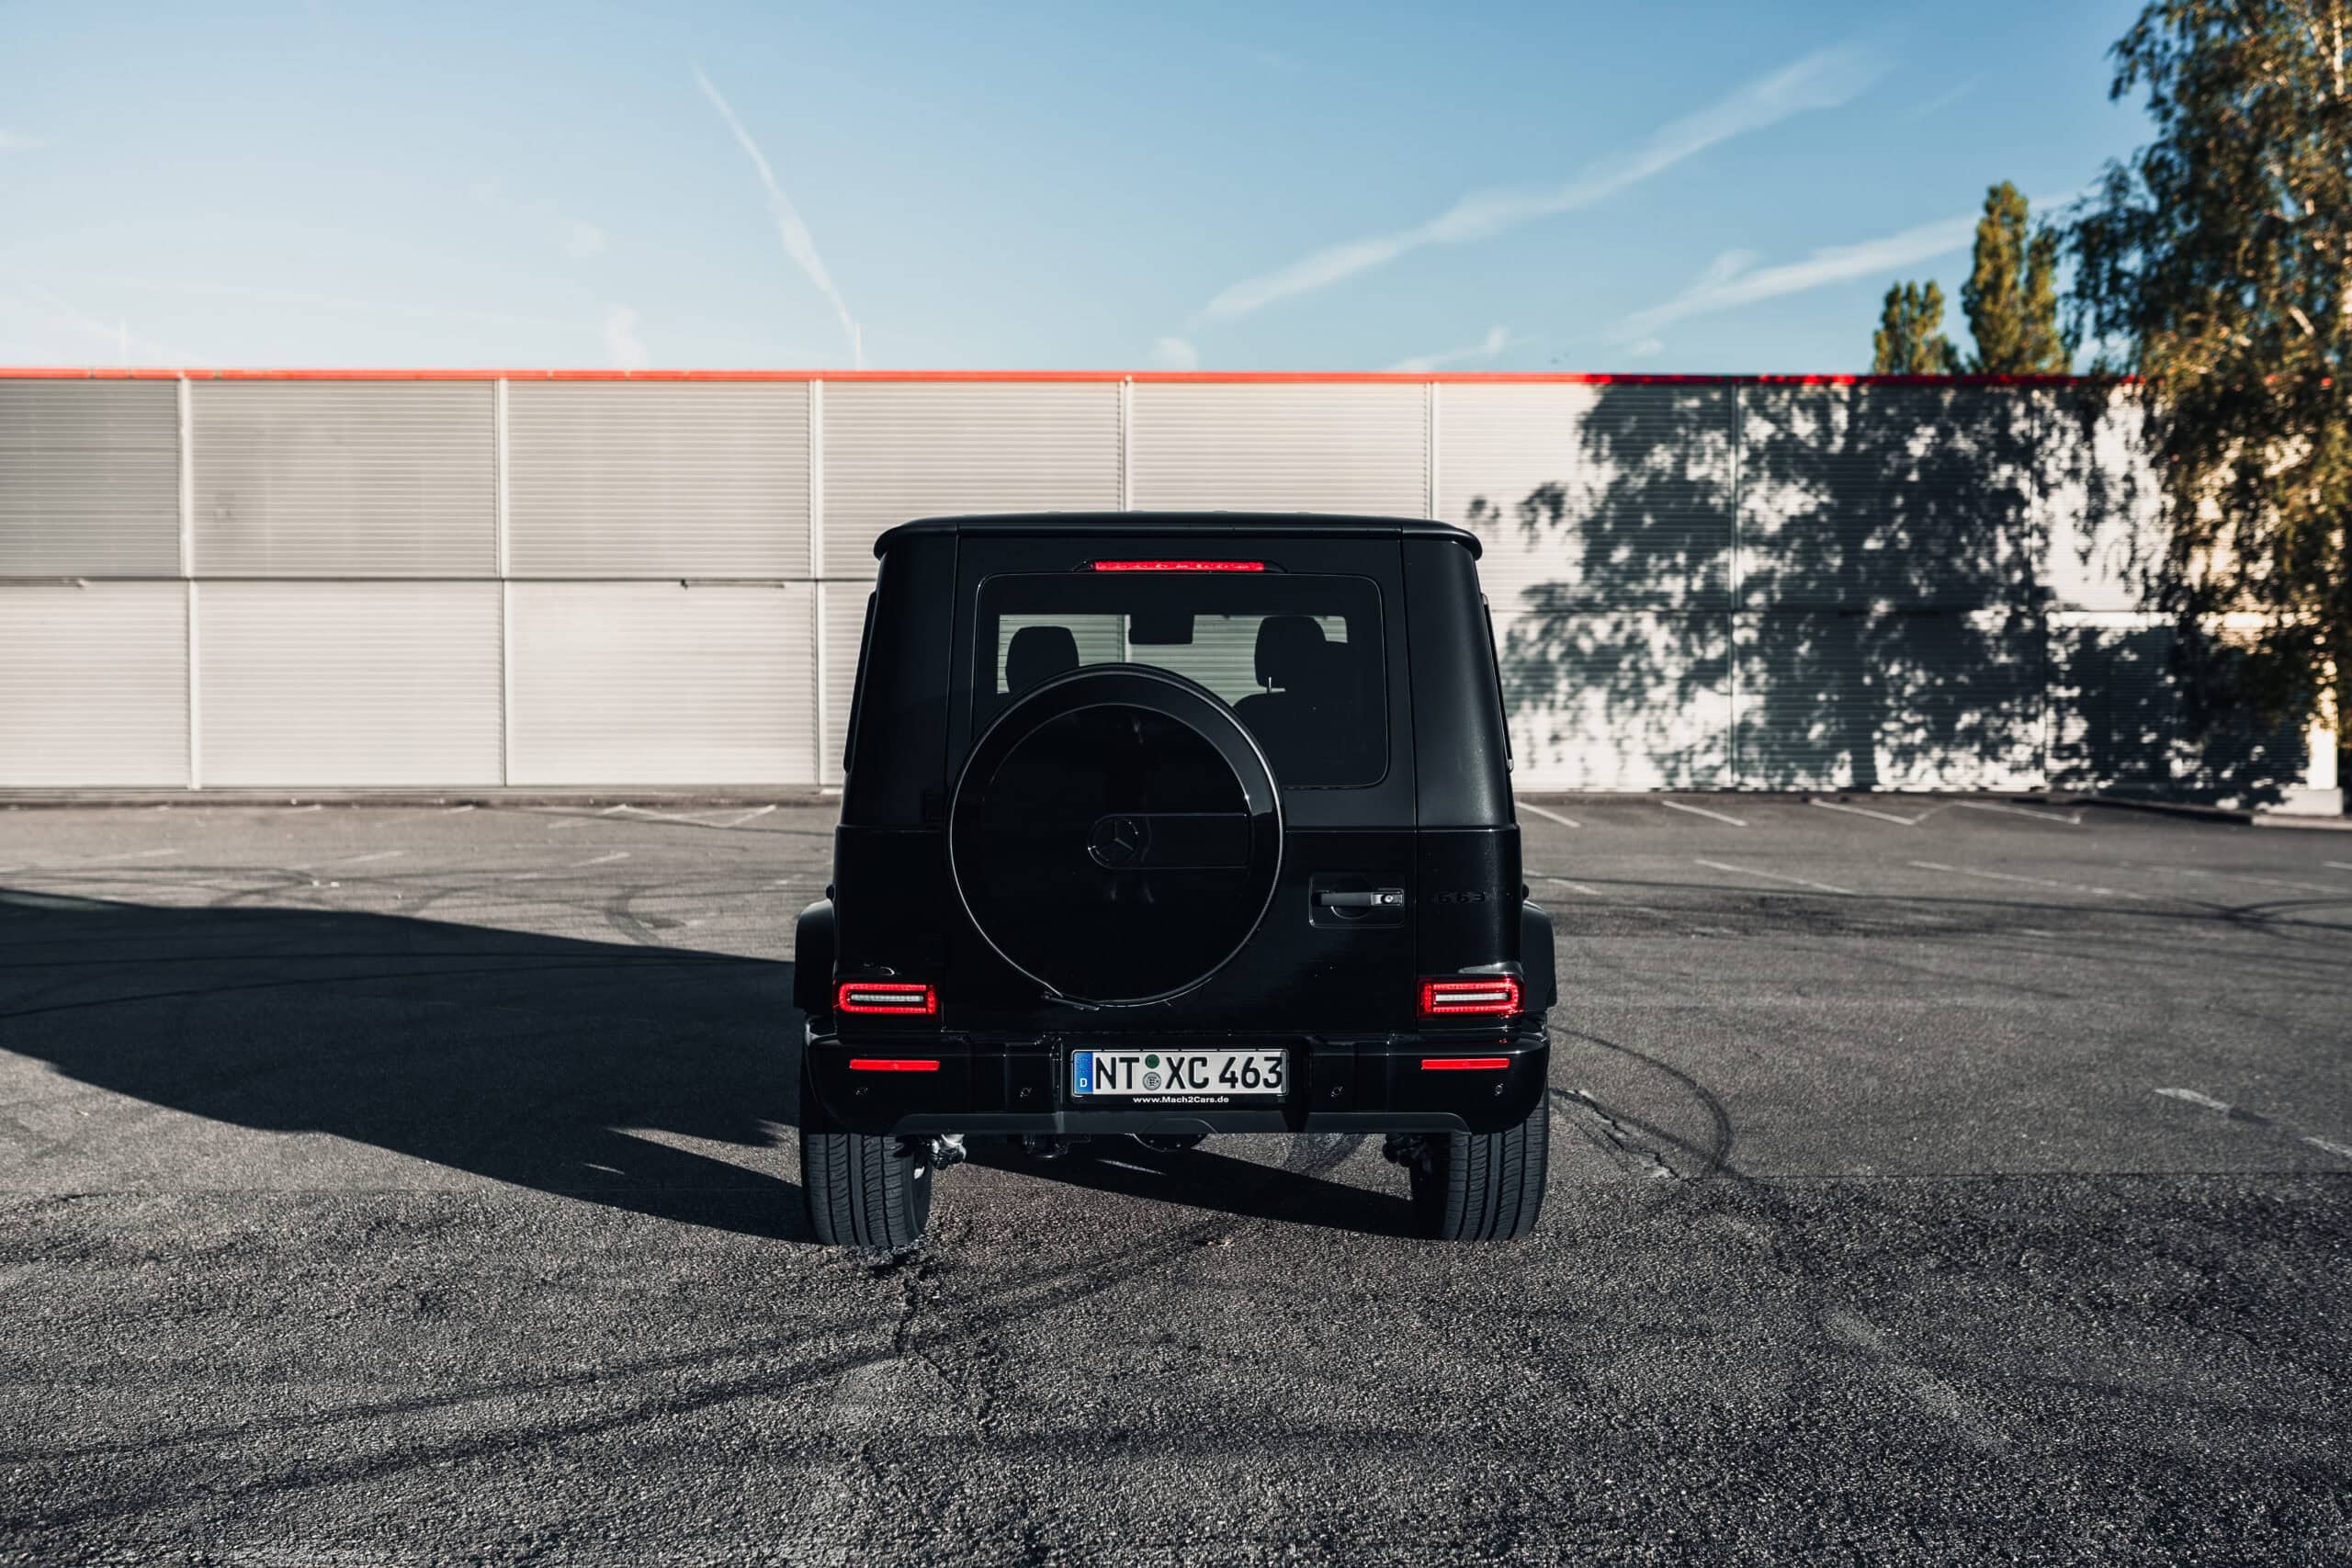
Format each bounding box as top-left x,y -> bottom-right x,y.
1491,610 -> 1731,789
1443,382 -> 1736,613
0,583 -> 188,785
822,382 -> 1120,577
2036,389 -> 2164,612
506,381 -> 810,577
1129,383 -> 1426,515
1734,610 -> 2045,790
191,381 -> 494,576
0,380 -> 181,576
197,582 -> 502,785
1738,386 -> 2041,610
510,582 -> 815,785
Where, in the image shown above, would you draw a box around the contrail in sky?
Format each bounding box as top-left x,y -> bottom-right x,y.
694,65 -> 863,367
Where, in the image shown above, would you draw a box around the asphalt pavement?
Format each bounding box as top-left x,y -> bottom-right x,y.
2,798 -> 2348,1565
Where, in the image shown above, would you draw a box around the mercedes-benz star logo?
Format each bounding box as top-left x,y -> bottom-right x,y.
1088,815 -> 1147,868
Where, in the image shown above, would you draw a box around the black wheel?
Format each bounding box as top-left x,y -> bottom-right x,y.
1405,1089 -> 1550,1241
800,1059 -> 934,1251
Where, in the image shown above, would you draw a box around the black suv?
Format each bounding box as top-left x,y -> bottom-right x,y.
795,514 -> 1555,1247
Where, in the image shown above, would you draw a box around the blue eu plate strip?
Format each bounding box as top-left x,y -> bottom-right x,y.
1072,1050 -> 1094,1095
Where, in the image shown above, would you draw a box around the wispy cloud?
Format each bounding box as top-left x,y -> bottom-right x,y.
603,304 -> 648,368
1909,75 -> 1982,120
0,285 -> 201,364
1624,337 -> 1666,361
1148,335 -> 1200,370
1386,323 -> 1514,373
1610,213 -> 1978,341
1195,43 -> 1882,324
694,64 -> 863,368
0,130 -> 47,153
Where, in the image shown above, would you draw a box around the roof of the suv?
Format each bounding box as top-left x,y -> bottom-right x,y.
875,513 -> 1482,559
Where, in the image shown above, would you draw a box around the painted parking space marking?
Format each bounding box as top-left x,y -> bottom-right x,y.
2327,863 -> 2352,874
1660,800 -> 1747,827
2154,1087 -> 2352,1161
2146,864 -> 2350,896
1694,859 -> 1856,896
575,852 -> 631,867
1517,801 -> 1582,829
1955,800 -> 2081,825
86,848 -> 183,863
1909,860 -> 2153,900
1811,799 -> 1926,827
331,851 -> 406,866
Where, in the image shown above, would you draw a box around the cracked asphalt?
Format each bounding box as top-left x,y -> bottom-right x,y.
2,798 -> 2348,1565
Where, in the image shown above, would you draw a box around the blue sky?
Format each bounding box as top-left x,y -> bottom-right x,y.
0,0 -> 2153,373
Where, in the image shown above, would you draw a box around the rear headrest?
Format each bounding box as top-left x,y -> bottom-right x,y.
1254,615 -> 1328,689
1005,624 -> 1080,692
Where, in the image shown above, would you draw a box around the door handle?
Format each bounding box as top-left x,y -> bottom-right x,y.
1317,888 -> 1406,908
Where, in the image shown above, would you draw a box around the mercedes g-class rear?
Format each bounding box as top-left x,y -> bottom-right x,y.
794,515 -> 1555,1249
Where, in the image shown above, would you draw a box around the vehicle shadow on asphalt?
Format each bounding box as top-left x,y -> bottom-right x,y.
967,1136 -> 1418,1237
0,887 -> 809,1242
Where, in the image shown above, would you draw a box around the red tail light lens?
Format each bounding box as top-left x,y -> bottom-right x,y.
1421,1056 -> 1512,1071
848,1057 -> 942,1072
1090,559 -> 1265,572
836,981 -> 938,1016
1419,976 -> 1522,1017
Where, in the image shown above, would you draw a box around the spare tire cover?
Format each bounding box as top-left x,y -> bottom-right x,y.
949,666 -> 1283,1005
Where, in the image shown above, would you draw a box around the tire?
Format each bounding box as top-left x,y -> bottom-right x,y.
1408,1089 -> 1550,1241
800,1061 -> 934,1251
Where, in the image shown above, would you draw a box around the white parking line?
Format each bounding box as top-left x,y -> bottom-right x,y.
1517,801 -> 1582,829
86,848 -> 183,863
443,804 -> 475,814
1536,875 -> 1607,897
1811,799 -> 1924,827
1909,860 -> 2153,900
2155,1086 -> 2233,1112
575,852 -> 631,867
1694,858 -> 1855,896
718,805 -> 778,829
1955,800 -> 2081,825
332,851 -> 405,866
2304,1137 -> 2352,1160
2150,865 -> 2348,896
2327,863 -> 2352,874
1659,799 -> 1747,828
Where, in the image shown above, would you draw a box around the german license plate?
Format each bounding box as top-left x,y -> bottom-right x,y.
1071,1049 -> 1286,1102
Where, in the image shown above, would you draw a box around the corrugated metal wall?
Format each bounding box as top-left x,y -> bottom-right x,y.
0,371 -> 2277,795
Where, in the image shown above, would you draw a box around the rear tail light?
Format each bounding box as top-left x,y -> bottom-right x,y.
1090,559 -> 1265,572
848,1057 -> 941,1072
836,981 -> 938,1016
1419,976 -> 1522,1017
1421,1055 -> 1512,1071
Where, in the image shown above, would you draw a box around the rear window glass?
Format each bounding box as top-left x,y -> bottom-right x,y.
976,571 -> 1385,787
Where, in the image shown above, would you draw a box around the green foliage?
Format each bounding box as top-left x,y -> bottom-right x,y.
1962,182 -> 2071,372
2068,0 -> 2350,777
1871,280 -> 1962,374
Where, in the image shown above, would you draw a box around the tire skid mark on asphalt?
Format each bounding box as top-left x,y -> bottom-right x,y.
1824,1309 -> 2007,1451
1557,1028 -> 1736,1181
2134,863 -> 2352,897
1555,1091 -> 1675,1181
0,1139 -> 1374,1529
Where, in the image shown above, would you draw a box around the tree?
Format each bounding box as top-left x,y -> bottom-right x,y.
1962,181 -> 2071,372
2068,0 -> 2350,801
1872,280 -> 1962,373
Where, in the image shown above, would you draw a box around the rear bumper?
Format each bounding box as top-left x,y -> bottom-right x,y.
803,1028 -> 1549,1137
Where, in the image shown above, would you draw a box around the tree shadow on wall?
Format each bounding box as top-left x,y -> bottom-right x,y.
1466,381 -> 2302,802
